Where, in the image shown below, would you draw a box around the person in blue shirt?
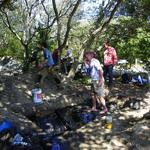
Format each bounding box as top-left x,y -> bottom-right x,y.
38,42 -> 54,85
40,42 -> 54,67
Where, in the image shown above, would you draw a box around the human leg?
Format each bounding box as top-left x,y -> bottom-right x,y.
103,65 -> 108,83
108,65 -> 113,86
50,66 -> 61,84
64,62 -> 68,74
91,82 -> 98,111
39,67 -> 49,85
95,83 -> 108,114
98,96 -> 108,114
91,93 -> 97,111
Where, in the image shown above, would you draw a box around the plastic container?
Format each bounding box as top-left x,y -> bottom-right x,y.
51,138 -> 61,150
12,133 -> 24,145
51,142 -> 61,150
105,113 -> 112,129
32,88 -> 43,103
79,113 -> 94,123
0,120 -> 14,133
12,133 -> 30,147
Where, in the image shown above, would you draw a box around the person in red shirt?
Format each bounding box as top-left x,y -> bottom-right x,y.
103,41 -> 117,86
52,48 -> 59,66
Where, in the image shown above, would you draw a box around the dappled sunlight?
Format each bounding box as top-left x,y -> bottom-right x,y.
58,116 -> 129,149
0,102 -> 4,107
0,64 -> 149,149
16,84 -> 27,89
0,0 -> 149,148
120,108 -> 150,119
52,78 -> 150,149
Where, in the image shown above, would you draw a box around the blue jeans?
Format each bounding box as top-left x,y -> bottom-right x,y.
103,65 -> 113,85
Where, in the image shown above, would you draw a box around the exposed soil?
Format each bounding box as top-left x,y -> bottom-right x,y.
0,58 -> 150,150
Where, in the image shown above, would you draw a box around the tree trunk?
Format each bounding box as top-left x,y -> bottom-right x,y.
52,0 -> 81,70
22,44 -> 30,72
67,60 -> 79,79
67,0 -> 123,79
81,0 -> 123,57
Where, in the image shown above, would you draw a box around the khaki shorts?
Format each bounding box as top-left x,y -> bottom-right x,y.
91,80 -> 105,97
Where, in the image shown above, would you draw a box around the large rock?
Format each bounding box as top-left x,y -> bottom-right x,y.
0,108 -> 41,133
131,120 -> 150,150
0,56 -> 22,75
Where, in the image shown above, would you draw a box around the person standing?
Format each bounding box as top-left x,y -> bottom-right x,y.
52,48 -> 59,66
103,41 -> 117,87
84,51 -> 108,114
63,45 -> 74,74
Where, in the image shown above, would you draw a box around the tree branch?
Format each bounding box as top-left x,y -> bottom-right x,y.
41,0 -> 51,27
52,0 -> 62,46
0,10 -> 23,44
29,0 -> 40,16
60,0 -> 81,49
94,0 -> 114,29
78,0 -> 123,62
84,0 -> 122,50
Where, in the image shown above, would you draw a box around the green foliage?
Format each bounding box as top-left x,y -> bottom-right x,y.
123,0 -> 150,19
75,76 -> 91,85
0,0 -> 149,68
36,29 -> 57,52
100,16 -> 150,64
0,0 -> 16,10
0,27 -> 24,59
117,25 -> 150,64
136,28 -> 150,63
69,23 -> 91,56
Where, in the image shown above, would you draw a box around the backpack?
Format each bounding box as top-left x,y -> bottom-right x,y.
121,73 -> 132,83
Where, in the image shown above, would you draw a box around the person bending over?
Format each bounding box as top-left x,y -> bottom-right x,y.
84,51 -> 108,114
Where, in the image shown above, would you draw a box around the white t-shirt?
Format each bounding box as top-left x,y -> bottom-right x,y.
86,58 -> 104,81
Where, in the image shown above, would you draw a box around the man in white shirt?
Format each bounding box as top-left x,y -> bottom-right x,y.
84,52 -> 108,114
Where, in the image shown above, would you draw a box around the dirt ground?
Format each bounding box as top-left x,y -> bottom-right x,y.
0,62 -> 150,150
58,80 -> 150,150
